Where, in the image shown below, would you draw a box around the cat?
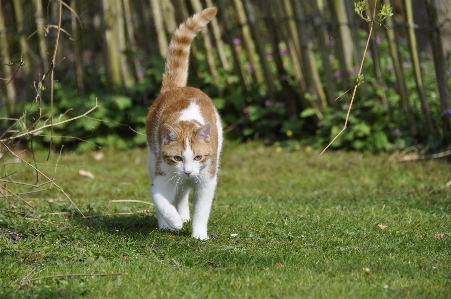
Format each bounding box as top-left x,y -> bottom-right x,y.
145,7 -> 222,240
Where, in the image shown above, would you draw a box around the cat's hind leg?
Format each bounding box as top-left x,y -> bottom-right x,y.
151,177 -> 183,231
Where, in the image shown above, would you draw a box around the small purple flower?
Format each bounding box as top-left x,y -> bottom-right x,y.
280,49 -> 289,56
375,35 -> 382,45
394,128 -> 400,135
242,107 -> 248,114
233,38 -> 241,46
275,102 -> 284,108
366,50 -> 372,57
138,70 -> 144,79
334,71 -> 342,80
328,37 -> 335,46
264,100 -> 271,107
387,65 -> 394,72
350,69 -> 357,76
447,109 -> 451,115
247,65 -> 253,72
66,68 -> 74,76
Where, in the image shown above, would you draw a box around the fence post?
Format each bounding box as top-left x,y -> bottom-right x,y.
404,0 -> 435,135
425,0 -> 451,137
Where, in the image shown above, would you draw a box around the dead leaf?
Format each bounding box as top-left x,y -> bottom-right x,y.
434,233 -> 449,240
446,180 -> 451,188
375,222 -> 388,230
363,267 -> 371,275
92,152 -> 105,161
79,170 -> 95,179
276,263 -> 285,268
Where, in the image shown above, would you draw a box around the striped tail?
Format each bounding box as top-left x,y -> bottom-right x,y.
160,7 -> 217,94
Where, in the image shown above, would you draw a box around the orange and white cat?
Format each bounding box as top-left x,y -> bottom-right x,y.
146,7 -> 222,240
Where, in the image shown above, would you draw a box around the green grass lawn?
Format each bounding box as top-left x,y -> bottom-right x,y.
1,143 -> 450,298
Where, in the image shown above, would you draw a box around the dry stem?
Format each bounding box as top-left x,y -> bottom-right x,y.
320,1 -> 379,155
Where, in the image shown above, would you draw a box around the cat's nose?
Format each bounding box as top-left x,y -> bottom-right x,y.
184,170 -> 193,176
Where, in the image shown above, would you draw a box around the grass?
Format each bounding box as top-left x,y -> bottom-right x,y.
1,142 -> 450,298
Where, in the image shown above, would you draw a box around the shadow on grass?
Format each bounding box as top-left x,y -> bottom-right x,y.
70,212 -> 192,239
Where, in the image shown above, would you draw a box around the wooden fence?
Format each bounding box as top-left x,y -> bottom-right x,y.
0,0 -> 450,146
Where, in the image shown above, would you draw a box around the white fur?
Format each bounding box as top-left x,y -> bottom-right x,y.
178,100 -> 204,123
147,129 -> 220,240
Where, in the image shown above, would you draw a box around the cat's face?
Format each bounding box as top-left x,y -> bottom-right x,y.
161,122 -> 212,177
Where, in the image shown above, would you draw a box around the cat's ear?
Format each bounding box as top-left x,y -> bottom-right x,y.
196,122 -> 211,143
162,123 -> 178,144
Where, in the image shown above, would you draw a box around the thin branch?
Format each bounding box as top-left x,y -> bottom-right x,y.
0,183 -> 35,208
1,141 -> 85,217
0,98 -> 98,142
320,1 -> 378,156
107,199 -> 154,209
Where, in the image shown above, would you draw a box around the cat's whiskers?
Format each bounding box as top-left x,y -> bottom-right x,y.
163,173 -> 178,188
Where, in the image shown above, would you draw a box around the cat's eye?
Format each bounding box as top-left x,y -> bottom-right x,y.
194,155 -> 202,161
173,156 -> 183,162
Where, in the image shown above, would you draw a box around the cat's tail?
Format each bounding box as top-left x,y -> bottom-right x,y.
160,7 -> 217,94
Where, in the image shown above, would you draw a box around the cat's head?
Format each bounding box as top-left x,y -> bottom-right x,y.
161,121 -> 212,177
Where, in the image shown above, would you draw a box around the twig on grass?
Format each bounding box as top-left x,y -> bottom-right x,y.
107,199 -> 154,209
397,149 -> 451,162
20,272 -> 128,286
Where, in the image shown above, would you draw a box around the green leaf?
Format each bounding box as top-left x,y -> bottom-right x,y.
212,98 -> 225,110
353,123 -> 371,137
114,96 -> 132,110
300,108 -> 316,118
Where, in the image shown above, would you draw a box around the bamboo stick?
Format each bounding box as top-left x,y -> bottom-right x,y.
216,0 -> 248,91
160,0 -> 176,34
404,0 -> 434,135
326,0 -> 350,88
71,0 -> 85,94
310,0 -> 337,107
272,1 -> 314,120
262,0 -> 297,116
291,0 -> 326,109
424,0 -> 451,135
102,0 -> 122,87
347,0 -> 367,96
335,0 -> 353,70
115,0 -> 132,88
243,0 -> 275,101
32,0 -> 50,73
205,0 -> 230,71
123,0 -> 143,82
189,0 -> 220,85
232,0 -> 264,85
12,0 -> 31,77
0,0 -> 17,117
273,2 -> 307,94
150,0 -> 168,58
383,0 -> 417,137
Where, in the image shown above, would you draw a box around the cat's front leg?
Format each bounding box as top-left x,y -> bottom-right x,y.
191,177 -> 217,240
151,177 -> 183,231
175,187 -> 191,223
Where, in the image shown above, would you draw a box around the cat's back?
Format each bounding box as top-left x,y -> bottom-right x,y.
146,87 -> 220,148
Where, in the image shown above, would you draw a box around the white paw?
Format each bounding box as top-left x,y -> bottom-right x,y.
181,217 -> 191,224
191,232 -> 208,240
158,214 -> 183,231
